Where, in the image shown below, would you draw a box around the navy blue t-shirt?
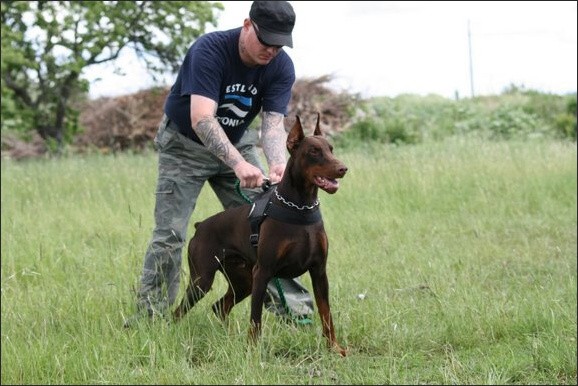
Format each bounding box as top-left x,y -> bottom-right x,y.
164,27 -> 295,144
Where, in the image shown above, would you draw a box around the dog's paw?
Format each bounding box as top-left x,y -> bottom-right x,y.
331,343 -> 347,357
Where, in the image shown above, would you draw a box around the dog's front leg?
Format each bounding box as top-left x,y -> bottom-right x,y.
310,268 -> 347,357
248,264 -> 271,343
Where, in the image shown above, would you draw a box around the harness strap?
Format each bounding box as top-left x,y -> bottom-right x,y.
267,198 -> 322,225
248,187 -> 322,247
248,189 -> 275,247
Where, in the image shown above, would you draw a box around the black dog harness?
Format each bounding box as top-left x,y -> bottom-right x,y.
248,187 -> 322,248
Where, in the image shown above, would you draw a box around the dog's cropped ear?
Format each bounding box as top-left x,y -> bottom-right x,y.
313,112 -> 323,136
287,115 -> 305,152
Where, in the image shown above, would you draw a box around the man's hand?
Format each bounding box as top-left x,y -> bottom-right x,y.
234,160 -> 265,188
268,163 -> 285,184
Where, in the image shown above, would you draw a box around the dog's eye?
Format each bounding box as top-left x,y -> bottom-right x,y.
309,146 -> 321,157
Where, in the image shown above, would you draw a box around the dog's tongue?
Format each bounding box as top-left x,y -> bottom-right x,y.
315,176 -> 340,194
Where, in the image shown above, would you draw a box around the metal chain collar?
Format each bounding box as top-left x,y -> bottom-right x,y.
274,187 -> 319,211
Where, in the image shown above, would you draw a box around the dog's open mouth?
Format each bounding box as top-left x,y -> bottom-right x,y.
314,176 -> 341,194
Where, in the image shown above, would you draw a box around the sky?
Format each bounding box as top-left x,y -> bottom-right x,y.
85,1 -> 577,100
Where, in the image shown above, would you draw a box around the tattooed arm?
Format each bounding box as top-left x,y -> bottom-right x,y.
260,111 -> 287,183
190,95 -> 264,188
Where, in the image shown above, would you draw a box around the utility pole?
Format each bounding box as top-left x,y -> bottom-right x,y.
468,20 -> 475,97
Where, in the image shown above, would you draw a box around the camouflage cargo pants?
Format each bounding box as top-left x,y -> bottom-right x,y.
134,115 -> 314,320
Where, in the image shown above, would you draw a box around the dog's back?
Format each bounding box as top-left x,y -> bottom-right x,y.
190,204 -> 255,260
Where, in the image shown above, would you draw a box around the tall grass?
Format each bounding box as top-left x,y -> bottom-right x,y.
1,138 -> 576,384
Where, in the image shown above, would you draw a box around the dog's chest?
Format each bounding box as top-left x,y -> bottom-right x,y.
259,224 -> 327,265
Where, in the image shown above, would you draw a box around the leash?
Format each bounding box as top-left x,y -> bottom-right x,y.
234,178 -> 313,326
234,178 -> 272,204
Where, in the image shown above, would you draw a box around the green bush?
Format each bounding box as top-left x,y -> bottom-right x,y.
554,96 -> 577,140
336,89 -> 577,147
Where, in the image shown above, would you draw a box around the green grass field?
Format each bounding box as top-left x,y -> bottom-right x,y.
2,138 -> 576,384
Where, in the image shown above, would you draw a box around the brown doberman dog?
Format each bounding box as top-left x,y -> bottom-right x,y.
172,114 -> 348,356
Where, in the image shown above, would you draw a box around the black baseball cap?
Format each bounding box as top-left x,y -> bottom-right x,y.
249,1 -> 296,48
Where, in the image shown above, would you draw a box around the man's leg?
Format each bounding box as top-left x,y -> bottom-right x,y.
125,117 -> 208,326
264,277 -> 315,321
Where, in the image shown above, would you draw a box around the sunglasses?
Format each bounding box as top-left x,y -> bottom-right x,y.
251,20 -> 282,50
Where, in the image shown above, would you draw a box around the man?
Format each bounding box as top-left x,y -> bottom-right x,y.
124,1 -> 314,327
